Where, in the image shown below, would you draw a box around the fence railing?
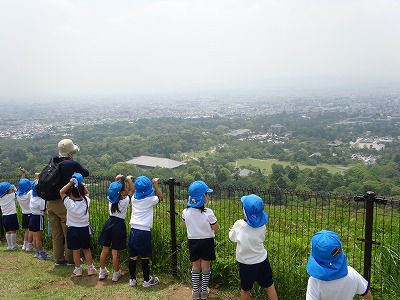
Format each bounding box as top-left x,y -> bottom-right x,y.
1,174 -> 399,299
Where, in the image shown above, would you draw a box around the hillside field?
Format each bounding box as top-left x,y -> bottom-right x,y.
232,158 -> 348,175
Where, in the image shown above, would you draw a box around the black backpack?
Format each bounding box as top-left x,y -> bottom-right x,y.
36,156 -> 64,200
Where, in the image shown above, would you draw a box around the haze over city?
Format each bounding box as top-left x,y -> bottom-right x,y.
1,0 -> 400,102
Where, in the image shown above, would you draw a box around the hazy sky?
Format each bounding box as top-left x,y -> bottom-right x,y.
1,0 -> 399,100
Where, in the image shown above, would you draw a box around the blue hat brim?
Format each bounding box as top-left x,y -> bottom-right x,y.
134,187 -> 154,200
186,195 -> 205,208
107,195 -> 120,204
245,210 -> 269,228
306,252 -> 348,281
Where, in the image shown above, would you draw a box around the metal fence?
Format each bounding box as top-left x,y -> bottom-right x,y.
1,174 -> 399,299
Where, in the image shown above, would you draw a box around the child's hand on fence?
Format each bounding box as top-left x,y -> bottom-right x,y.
152,178 -> 159,185
126,175 -> 134,182
19,167 -> 26,174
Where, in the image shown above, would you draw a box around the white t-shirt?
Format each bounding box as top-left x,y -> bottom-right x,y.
229,219 -> 268,265
64,196 -> 90,227
109,195 -> 130,219
0,193 -> 17,215
30,194 -> 46,216
182,207 -> 217,239
17,191 -> 32,214
306,266 -> 369,300
129,195 -> 159,231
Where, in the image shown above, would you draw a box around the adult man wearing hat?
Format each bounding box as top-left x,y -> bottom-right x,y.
47,139 -> 89,266
306,230 -> 373,300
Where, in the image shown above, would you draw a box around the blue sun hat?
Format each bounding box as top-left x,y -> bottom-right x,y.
107,180 -> 123,204
72,173 -> 83,187
0,182 -> 14,198
306,230 -> 348,281
187,180 -> 213,208
134,176 -> 154,200
241,194 -> 268,228
16,179 -> 35,196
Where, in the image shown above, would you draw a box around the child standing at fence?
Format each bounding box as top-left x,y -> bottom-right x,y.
182,180 -> 219,300
60,173 -> 96,276
16,167 -> 34,252
0,181 -> 22,250
306,230 -> 373,300
30,172 -> 52,259
229,194 -> 278,300
128,176 -> 163,288
98,174 -> 134,281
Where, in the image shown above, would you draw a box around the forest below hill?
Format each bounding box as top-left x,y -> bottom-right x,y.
1,112 -> 400,196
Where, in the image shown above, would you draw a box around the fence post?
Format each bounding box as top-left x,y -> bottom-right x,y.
354,191 -> 385,282
167,178 -> 178,276
363,191 -> 375,282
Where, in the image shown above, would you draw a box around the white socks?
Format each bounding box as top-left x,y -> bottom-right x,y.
5,233 -> 17,249
6,233 -> 12,249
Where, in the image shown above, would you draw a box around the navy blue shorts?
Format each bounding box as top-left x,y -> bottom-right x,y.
22,213 -> 31,229
29,215 -> 44,232
128,228 -> 152,258
239,257 -> 274,291
2,214 -> 19,232
98,216 -> 127,250
67,226 -> 91,250
188,238 -> 216,262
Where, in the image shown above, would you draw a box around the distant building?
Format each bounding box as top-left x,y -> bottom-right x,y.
327,140 -> 343,147
350,138 -> 385,151
126,155 -> 186,170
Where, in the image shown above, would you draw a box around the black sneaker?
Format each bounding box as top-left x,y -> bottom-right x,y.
54,259 -> 67,266
67,260 -> 75,266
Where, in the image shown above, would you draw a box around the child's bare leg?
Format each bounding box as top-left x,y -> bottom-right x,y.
28,230 -> 33,243
73,249 -> 81,267
34,232 -> 43,250
82,248 -> 93,265
241,289 -> 250,300
111,249 -> 120,272
99,246 -> 109,269
200,260 -> 210,271
24,229 -> 29,243
265,283 -> 278,300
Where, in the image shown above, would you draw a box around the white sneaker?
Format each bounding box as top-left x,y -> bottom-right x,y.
98,268 -> 109,280
200,287 -> 210,300
112,270 -> 122,282
142,275 -> 159,288
129,278 -> 137,287
25,244 -> 34,252
22,244 -> 26,251
9,244 -> 23,250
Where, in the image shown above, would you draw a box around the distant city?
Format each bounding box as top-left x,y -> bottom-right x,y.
1,91 -> 400,139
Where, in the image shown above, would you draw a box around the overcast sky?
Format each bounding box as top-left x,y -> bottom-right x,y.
1,0 -> 399,100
